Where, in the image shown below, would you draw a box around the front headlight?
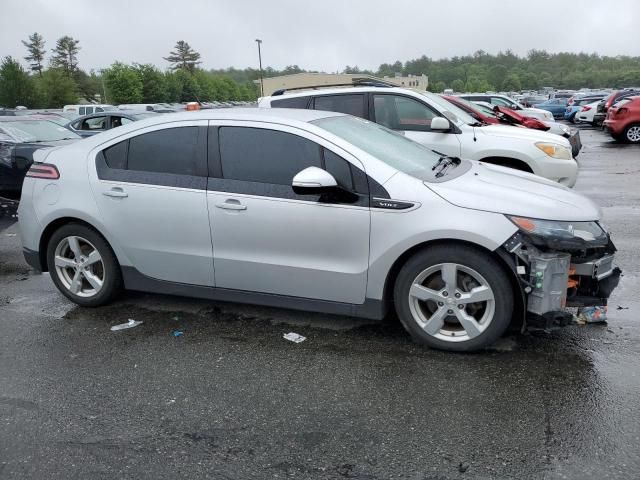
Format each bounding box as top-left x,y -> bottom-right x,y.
507,216 -> 608,242
535,142 -> 572,160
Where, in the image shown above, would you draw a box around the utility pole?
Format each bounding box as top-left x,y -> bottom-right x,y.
255,39 -> 264,97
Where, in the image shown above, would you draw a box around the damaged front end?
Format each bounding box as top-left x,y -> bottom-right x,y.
500,216 -> 621,330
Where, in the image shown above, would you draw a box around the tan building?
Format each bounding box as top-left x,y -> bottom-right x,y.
256,72 -> 428,96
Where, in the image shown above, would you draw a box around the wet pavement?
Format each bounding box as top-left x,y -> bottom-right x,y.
1,126 -> 639,479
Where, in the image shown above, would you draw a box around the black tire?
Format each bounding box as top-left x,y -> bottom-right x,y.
569,113 -> 576,124
46,223 -> 122,307
624,123 -> 640,144
393,244 -> 513,352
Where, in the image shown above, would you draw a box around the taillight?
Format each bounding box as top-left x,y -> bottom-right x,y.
25,163 -> 59,179
581,106 -> 592,112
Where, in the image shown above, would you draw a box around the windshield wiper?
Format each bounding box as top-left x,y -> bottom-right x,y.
431,150 -> 462,178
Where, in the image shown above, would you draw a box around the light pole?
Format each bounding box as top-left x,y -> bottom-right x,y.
255,39 -> 264,97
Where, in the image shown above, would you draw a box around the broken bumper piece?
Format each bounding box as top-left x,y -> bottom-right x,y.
502,231 -> 621,328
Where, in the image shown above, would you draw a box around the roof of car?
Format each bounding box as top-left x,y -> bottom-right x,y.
261,86 -> 422,101
0,116 -> 56,122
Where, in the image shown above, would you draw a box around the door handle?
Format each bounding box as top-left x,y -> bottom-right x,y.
103,188 -> 128,198
216,199 -> 247,211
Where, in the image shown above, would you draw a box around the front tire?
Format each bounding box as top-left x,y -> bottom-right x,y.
46,223 -> 122,307
624,124 -> 640,144
393,245 -> 513,352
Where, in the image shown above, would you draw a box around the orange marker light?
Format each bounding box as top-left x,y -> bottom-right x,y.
511,217 -> 537,233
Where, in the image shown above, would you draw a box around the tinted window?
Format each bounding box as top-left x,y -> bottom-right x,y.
219,127 -> 321,185
128,127 -> 203,176
313,94 -> 365,118
271,96 -> 310,109
324,149 -> 354,190
103,140 -> 127,169
373,94 -> 437,131
96,107 -> 104,112
79,107 -> 86,115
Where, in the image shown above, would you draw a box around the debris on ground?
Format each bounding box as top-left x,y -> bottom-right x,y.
110,319 -> 143,331
173,330 -> 183,337
617,305 -> 629,310
5,233 -> 16,237
458,462 -> 470,473
283,332 -> 306,343
575,306 -> 608,325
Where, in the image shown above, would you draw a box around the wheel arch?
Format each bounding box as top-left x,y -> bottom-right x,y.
479,156 -> 534,173
38,217 -> 114,272
381,238 -> 525,329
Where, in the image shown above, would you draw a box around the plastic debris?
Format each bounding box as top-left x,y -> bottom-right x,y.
173,330 -> 183,337
283,332 -> 306,343
5,233 -> 17,237
110,319 -> 143,331
617,305 -> 629,310
575,306 -> 608,325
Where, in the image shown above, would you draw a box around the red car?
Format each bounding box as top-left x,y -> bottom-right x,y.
603,96 -> 640,143
443,95 -> 549,130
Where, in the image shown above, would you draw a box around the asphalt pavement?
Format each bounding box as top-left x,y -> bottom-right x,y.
1,125 -> 639,479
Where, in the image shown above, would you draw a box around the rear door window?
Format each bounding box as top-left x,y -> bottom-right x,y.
312,94 -> 365,118
127,127 -> 205,176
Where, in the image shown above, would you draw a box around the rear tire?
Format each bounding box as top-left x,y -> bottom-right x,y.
46,223 -> 122,307
393,245 -> 513,352
624,124 -> 640,144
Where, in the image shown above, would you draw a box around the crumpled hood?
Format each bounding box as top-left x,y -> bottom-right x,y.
477,123 -> 571,147
426,161 -> 601,221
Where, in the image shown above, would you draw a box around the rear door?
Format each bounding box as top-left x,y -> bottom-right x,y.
89,120 -> 213,286
370,93 -> 462,157
207,121 -> 370,304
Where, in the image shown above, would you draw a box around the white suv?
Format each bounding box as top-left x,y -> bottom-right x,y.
259,87 -> 578,187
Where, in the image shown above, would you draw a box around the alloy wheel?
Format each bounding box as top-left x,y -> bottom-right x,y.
408,263 -> 495,343
627,126 -> 640,143
53,236 -> 105,298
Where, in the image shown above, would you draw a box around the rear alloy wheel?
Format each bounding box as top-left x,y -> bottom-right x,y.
47,224 -> 121,307
394,245 -> 513,352
625,124 -> 640,143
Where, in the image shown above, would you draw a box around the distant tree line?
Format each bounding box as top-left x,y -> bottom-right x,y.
3,38 -> 640,109
344,49 -> 640,93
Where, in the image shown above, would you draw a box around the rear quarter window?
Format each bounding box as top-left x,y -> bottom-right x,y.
270,97 -> 310,109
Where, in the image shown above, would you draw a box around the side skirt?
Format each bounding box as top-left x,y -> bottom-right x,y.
121,267 -> 387,320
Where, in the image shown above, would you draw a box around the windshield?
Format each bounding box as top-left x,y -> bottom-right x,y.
414,91 -> 476,125
0,120 -> 80,142
313,115 -> 445,181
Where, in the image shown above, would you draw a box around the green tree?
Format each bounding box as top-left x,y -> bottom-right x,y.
430,81 -> 446,93
34,68 -> 78,107
135,64 -> 167,102
487,64 -> 508,91
22,32 -> 46,76
103,62 -> 143,104
451,79 -> 465,92
51,36 -> 81,75
501,74 -> 522,92
164,41 -> 201,72
0,56 -> 36,108
174,69 -> 201,101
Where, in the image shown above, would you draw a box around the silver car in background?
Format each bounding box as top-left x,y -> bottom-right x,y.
18,109 -> 620,351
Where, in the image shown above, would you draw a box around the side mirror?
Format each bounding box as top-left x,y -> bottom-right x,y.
430,117 -> 451,131
292,166 -> 338,194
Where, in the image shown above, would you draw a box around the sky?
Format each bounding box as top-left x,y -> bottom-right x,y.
2,0 -> 639,73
